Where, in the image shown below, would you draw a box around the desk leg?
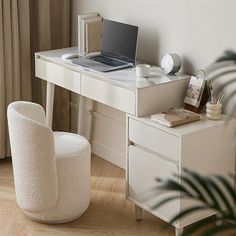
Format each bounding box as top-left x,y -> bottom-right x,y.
175,227 -> 183,236
46,82 -> 55,128
78,95 -> 85,135
85,99 -> 94,141
135,205 -> 143,221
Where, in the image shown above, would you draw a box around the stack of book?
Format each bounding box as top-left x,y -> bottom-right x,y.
78,13 -> 102,55
151,108 -> 201,127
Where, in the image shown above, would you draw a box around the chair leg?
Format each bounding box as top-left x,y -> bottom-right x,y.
175,227 -> 183,236
135,205 -> 143,221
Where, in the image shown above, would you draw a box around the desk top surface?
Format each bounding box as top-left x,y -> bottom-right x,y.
36,47 -> 189,91
130,114 -> 236,137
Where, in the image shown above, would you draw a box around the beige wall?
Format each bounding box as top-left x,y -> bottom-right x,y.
70,0 -> 236,167
72,0 -> 236,74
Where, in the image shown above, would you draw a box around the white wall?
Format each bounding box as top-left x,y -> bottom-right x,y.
70,0 -> 236,168
72,0 -> 236,73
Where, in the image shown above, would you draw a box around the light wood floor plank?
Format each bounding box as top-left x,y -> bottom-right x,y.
0,156 -> 222,236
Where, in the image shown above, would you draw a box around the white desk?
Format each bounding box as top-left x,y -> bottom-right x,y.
127,114 -> 236,235
35,49 -> 236,234
35,47 -> 190,167
35,47 -> 190,123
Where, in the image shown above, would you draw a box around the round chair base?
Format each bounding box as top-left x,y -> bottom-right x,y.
23,132 -> 91,224
23,205 -> 89,224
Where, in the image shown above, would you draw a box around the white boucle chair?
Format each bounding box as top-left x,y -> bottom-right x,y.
7,101 -> 91,223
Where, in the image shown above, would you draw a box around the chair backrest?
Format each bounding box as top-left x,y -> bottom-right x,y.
7,101 -> 58,212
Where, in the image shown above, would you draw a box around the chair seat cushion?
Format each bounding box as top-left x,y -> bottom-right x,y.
53,132 -> 90,159
24,131 -> 91,223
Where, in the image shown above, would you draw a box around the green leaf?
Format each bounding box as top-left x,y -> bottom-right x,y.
175,173 -> 204,199
216,50 -> 236,62
182,216 -> 219,236
157,179 -> 190,195
169,206 -> 207,225
202,224 -> 236,236
215,175 -> 236,213
208,68 -> 236,83
214,78 -> 236,95
183,169 -> 222,209
207,176 -> 235,218
178,172 -> 220,209
151,195 -> 179,210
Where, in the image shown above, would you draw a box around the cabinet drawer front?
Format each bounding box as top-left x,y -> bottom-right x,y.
35,58 -> 81,94
128,145 -> 179,222
81,75 -> 136,115
129,118 -> 180,161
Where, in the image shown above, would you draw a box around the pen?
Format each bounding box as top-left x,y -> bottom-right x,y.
217,92 -> 224,104
209,82 -> 215,104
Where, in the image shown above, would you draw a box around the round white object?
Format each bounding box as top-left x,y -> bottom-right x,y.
136,64 -> 151,77
161,53 -> 181,74
206,102 -> 222,120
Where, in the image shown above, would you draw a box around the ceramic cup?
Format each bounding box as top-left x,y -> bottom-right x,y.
206,102 -> 222,120
136,64 -> 151,78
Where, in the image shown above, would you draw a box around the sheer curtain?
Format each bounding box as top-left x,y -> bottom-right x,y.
0,0 -> 71,159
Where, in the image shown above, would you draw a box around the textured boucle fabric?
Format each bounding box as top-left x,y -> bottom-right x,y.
7,101 -> 58,211
7,101 -> 91,223
25,132 -> 91,223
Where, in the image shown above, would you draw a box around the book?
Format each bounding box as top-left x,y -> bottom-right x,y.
184,76 -> 206,108
85,16 -> 102,53
151,108 -> 201,127
78,12 -> 99,55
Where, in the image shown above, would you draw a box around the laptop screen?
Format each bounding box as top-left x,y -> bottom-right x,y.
101,19 -> 138,64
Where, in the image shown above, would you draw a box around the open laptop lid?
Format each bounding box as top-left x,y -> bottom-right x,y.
101,19 -> 138,64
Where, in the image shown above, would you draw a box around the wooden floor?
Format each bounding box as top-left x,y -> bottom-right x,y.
0,155 -> 215,236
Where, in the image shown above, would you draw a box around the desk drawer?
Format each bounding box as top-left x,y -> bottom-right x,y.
35,58 -> 81,94
128,145 -> 179,221
129,118 -> 180,161
81,75 -> 136,115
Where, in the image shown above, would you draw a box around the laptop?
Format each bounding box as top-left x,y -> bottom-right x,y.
71,19 -> 139,72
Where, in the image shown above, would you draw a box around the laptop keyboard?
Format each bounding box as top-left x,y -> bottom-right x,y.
89,55 -> 126,67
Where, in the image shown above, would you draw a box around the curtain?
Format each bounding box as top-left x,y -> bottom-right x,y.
0,0 -> 71,159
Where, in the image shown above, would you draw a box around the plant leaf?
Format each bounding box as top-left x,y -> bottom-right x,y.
183,169 -> 222,209
151,195 -> 179,210
202,224 -> 236,236
207,176 -> 235,219
216,50 -> 236,63
208,68 -> 236,83
182,216 -> 219,236
214,175 -> 236,215
178,171 -> 220,209
169,206 -> 207,225
157,178 -> 190,195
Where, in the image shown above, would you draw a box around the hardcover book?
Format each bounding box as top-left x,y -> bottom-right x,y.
85,16 -> 102,53
78,12 -> 99,54
151,108 -> 201,127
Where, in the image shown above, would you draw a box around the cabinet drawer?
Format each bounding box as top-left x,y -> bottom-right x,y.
35,58 -> 81,94
129,118 -> 181,161
81,75 -> 136,115
128,145 -> 179,222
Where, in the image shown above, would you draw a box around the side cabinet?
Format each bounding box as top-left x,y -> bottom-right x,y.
126,115 -> 236,235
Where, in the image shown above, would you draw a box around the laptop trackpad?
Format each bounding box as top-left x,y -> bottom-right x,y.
71,57 -> 114,72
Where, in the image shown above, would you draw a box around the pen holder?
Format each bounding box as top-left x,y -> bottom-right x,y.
206,102 -> 222,120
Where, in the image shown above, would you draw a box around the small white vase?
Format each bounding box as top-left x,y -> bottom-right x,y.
206,102 -> 222,120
